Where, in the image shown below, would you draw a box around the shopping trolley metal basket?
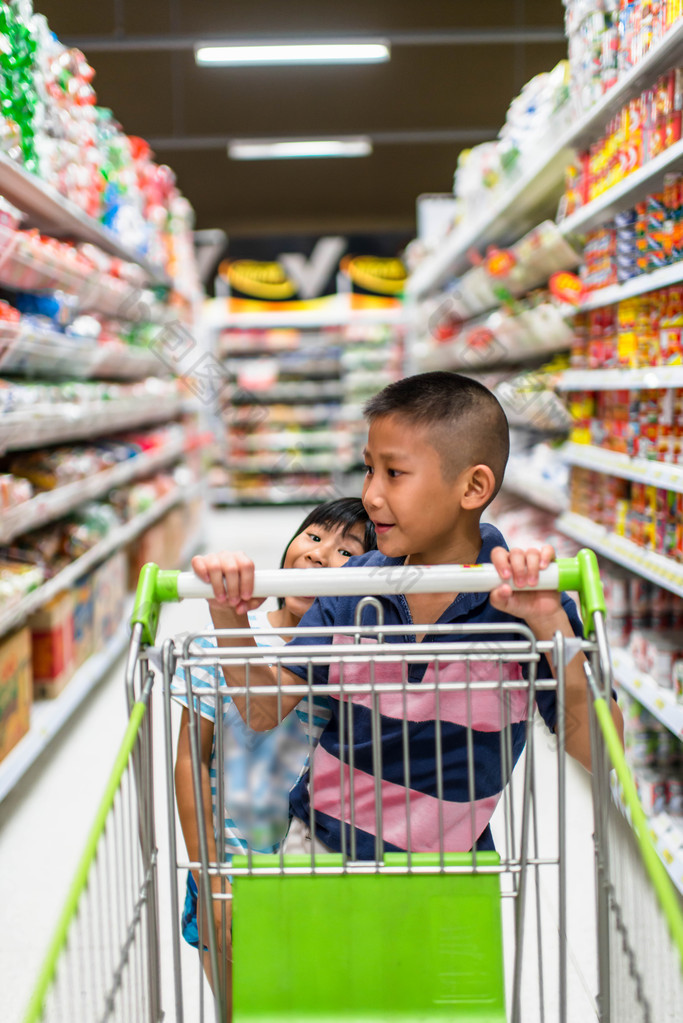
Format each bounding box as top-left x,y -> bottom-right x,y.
24,550 -> 683,1023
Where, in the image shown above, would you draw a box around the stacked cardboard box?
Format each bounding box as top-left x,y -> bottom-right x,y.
0,627 -> 32,762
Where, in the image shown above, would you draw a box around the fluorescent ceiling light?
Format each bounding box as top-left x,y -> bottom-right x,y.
228,138 -> 373,160
195,42 -> 390,66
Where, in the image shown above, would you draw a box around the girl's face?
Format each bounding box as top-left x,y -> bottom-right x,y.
282,520 -> 367,618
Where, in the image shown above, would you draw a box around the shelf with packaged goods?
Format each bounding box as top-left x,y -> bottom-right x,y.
0,432 -> 190,544
0,391 -> 184,455
611,647 -> 683,740
0,478 -> 204,640
501,466 -> 569,514
211,481 -> 338,507
556,365 -> 683,390
226,454 -> 351,474
0,600 -> 132,805
610,775 -> 683,895
232,430 -> 345,453
559,136 -> 683,239
0,513 -> 205,805
576,259 -> 683,313
205,296 -> 407,331
563,442 -> 683,493
406,20 -> 683,300
219,332 -> 347,358
0,324 -> 167,381
0,151 -> 170,287
415,302 -> 575,373
0,224 -> 165,324
556,510 -> 683,597
226,406 -> 338,429
223,358 -> 342,382
229,383 -> 344,404
406,149 -> 572,299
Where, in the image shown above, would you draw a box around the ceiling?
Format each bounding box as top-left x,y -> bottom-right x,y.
37,1 -> 568,242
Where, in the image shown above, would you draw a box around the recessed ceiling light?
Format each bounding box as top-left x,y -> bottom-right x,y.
195,42 -> 390,66
228,138 -> 373,160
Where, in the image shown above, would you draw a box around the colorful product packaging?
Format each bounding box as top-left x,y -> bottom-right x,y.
72,573 -> 94,669
28,591 -> 75,699
0,626 -> 32,762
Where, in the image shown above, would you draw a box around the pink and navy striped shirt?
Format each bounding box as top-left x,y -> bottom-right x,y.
286,523 -> 583,858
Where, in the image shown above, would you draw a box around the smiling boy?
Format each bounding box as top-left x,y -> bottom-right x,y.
201,371 -> 623,857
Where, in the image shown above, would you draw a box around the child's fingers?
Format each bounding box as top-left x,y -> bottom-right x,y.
508,547 -> 530,587
489,546 -> 511,580
539,543 -> 556,569
234,551 -> 255,603
218,551 -> 248,607
190,554 -> 211,583
192,552 -> 229,601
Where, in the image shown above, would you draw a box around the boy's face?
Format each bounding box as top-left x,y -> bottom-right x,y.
361,414 -> 475,564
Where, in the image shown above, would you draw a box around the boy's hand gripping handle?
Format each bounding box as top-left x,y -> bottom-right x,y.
130,549 -> 605,645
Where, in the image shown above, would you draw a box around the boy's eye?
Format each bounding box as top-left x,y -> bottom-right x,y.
339,548 -> 353,558
364,464 -> 373,476
307,533 -> 321,542
387,468 -> 402,478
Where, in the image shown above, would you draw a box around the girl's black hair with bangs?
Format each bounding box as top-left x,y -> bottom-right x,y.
277,497 -> 376,607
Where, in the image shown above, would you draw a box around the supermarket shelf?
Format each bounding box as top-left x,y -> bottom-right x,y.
556,511 -> 683,597
205,296 -> 407,330
406,20 -> 683,299
0,512 -> 206,805
560,137 -> 683,238
212,484 -> 336,506
611,647 -> 683,740
0,394 -> 184,454
234,430 -> 343,451
230,383 -> 344,404
0,327 -> 166,381
417,329 -> 573,373
226,454 -> 351,473
0,434 -> 187,543
406,146 -> 571,298
556,366 -> 683,391
0,602 -> 132,805
0,151 -> 169,286
563,442 -> 683,493
501,467 -> 568,514
495,384 -> 573,433
0,480 -> 202,638
576,259 -> 683,313
611,776 -> 683,895
567,18 -> 683,151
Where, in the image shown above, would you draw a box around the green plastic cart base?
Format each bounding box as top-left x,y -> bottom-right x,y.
231,852 -> 506,1022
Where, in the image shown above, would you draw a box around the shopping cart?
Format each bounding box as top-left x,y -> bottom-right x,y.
22,658 -> 162,1023
23,550 -> 683,1023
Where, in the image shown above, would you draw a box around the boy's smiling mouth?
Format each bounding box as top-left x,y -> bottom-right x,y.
373,521 -> 394,533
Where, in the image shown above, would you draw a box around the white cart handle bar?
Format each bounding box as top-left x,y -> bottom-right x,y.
130,550 -> 606,645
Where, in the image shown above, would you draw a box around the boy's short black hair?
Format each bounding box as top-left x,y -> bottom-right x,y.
363,371 -> 509,499
277,498 -> 377,605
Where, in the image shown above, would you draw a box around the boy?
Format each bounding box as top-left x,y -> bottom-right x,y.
198,371 -> 624,858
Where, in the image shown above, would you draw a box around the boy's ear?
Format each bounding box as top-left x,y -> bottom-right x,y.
460,464 -> 496,509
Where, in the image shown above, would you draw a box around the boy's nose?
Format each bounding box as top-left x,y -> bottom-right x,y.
362,476 -> 383,511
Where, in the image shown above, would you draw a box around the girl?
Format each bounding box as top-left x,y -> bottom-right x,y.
172,498 -> 376,1002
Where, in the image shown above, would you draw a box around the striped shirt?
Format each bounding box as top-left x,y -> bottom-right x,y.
286,524 -> 583,858
170,608 -> 332,858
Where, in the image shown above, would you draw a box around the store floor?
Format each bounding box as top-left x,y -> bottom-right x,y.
0,506 -> 599,1023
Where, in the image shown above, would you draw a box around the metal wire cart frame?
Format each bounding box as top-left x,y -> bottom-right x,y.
24,550 -> 683,1022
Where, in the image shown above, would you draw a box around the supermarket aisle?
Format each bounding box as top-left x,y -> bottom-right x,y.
0,504 -> 599,1023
